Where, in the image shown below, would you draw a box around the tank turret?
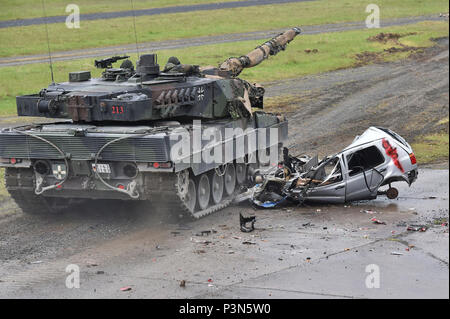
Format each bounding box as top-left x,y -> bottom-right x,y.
15,28 -> 301,123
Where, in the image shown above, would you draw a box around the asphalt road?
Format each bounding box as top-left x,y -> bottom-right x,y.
0,168 -> 448,298
0,38 -> 448,298
0,15 -> 445,67
0,0 -> 313,29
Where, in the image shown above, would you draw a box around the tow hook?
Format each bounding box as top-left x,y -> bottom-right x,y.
35,174 -> 45,194
126,180 -> 139,199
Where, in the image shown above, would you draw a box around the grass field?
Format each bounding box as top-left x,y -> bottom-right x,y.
1,20 -> 448,116
0,0 -> 246,21
0,0 -> 448,58
0,169 -> 6,200
412,133 -> 449,164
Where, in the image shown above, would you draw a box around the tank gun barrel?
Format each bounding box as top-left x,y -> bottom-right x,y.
219,27 -> 301,77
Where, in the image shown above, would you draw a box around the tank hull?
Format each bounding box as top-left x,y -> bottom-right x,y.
1,115 -> 287,218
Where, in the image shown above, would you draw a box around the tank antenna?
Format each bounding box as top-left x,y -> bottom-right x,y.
41,0 -> 55,84
130,0 -> 140,59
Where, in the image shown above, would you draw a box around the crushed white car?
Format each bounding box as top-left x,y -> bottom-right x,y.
245,127 -> 418,208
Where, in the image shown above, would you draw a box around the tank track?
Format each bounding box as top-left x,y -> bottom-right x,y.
4,168 -> 69,215
4,167 -> 238,219
144,171 -> 235,220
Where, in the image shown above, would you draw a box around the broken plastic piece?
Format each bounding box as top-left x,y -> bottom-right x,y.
371,218 -> 386,225
240,213 -> 256,233
407,225 -> 427,232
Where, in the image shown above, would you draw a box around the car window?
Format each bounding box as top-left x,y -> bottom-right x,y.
347,146 -> 385,176
314,157 -> 343,186
376,127 -> 408,147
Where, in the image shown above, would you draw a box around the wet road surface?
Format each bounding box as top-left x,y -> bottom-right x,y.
0,168 -> 448,298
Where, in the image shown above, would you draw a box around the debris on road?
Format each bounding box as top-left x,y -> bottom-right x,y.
120,286 -> 132,292
407,225 -> 428,232
86,262 -> 98,268
195,230 -> 216,236
361,209 -> 378,214
391,252 -> 404,256
301,222 -> 314,227
239,127 -> 418,208
180,280 -> 186,288
240,213 -> 256,233
190,237 -> 212,245
371,218 -> 387,225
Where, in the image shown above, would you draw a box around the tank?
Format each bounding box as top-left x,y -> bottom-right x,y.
0,27 -> 301,219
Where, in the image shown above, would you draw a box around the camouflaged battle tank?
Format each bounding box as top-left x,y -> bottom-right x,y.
0,28 -> 301,219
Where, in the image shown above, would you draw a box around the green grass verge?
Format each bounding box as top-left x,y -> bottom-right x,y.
412,133 -> 449,165
0,0 -> 245,21
0,21 -> 448,117
0,168 -> 7,200
0,0 -> 448,58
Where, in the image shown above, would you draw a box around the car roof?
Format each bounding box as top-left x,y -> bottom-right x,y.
341,127 -> 412,153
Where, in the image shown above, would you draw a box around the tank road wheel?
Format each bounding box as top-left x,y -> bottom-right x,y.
224,163 -> 236,196
235,163 -> 247,185
196,173 -> 210,211
184,179 -> 197,213
210,170 -> 224,205
177,170 -> 197,214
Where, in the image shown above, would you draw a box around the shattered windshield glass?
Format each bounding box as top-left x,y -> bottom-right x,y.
317,157 -> 343,186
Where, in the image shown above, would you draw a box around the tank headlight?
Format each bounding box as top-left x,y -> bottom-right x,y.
123,163 -> 138,178
34,160 -> 51,175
